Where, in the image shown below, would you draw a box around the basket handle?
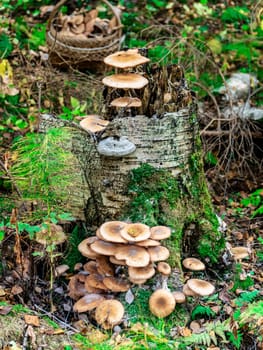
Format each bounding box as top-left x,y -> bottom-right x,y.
47,0 -> 122,31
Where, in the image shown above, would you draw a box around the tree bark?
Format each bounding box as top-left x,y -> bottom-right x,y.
39,64 -> 225,266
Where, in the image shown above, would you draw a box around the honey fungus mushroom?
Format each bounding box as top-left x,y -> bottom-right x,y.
102,73 -> 148,89
186,279 -> 215,296
95,299 -> 125,329
149,289 -> 176,318
120,223 -> 151,242
182,257 -> 205,271
104,49 -> 150,69
98,221 -> 127,243
79,115 -> 109,133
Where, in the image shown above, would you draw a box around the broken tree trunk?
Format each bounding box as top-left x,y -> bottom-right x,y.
40,64 -> 225,267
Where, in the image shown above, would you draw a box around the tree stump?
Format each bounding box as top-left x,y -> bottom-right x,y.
40,63 -> 225,267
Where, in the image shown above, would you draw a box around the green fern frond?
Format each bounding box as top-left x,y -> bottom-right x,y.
238,301 -> 263,327
191,305 -> 216,319
235,290 -> 260,307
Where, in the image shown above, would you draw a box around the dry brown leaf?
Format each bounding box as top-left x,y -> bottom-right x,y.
87,329 -> 108,344
24,314 -> 40,327
0,305 -> 13,315
189,321 -> 201,333
178,326 -> 192,337
11,285 -> 23,295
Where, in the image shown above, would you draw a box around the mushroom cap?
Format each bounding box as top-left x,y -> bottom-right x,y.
110,97 -> 142,108
78,237 -> 100,259
95,299 -> 124,329
104,50 -> 150,68
148,246 -> 170,262
120,223 -> 151,242
128,264 -> 155,280
157,262 -> 171,276
109,256 -> 127,265
182,283 -> 198,297
73,294 -> 105,313
135,239 -> 161,247
129,277 -> 147,285
230,246 -> 249,260
102,276 -> 130,292
83,261 -> 99,274
115,245 -> 150,267
99,221 -> 128,243
85,274 -> 108,291
172,291 -> 186,304
96,256 -> 115,276
182,257 -> 205,271
102,73 -> 149,89
150,226 -> 171,240
149,289 -> 176,318
36,223 -> 66,245
97,136 -> 136,157
80,115 -> 109,133
90,240 -> 118,256
68,273 -> 87,300
187,279 -> 215,296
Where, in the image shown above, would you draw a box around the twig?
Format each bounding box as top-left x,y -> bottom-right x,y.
33,304 -> 78,333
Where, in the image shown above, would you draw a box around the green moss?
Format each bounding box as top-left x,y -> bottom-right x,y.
125,157 -> 225,265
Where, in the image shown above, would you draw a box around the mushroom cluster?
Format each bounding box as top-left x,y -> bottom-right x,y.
69,221 -> 171,328
56,8 -> 119,38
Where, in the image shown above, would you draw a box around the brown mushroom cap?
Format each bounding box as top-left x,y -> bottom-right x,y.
110,97 -> 142,108
115,245 -> 150,267
157,262 -> 171,276
187,279 -> 215,296
149,289 -> 176,318
230,246 -> 249,260
83,261 -> 99,274
148,246 -> 170,262
73,294 -> 105,313
36,223 -> 66,246
99,221 -> 128,243
172,291 -> 186,304
135,239 -> 161,247
85,274 -> 108,291
150,226 -> 171,240
102,73 -> 149,89
95,299 -> 124,329
129,277 -> 148,285
182,283 -> 198,297
182,257 -> 205,271
120,223 -> 151,242
68,273 -> 87,300
78,237 -> 100,259
96,256 -> 114,276
80,115 -> 109,133
128,264 -> 155,280
90,240 -> 118,256
109,256 -> 126,265
104,50 -> 150,68
103,276 -> 130,292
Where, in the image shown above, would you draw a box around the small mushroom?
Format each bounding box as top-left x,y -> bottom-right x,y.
73,293 -> 105,313
78,237 -> 100,259
104,49 -> 150,69
182,283 -> 198,297
150,226 -> 171,240
85,274 -> 108,291
186,279 -> 215,296
172,291 -> 186,304
110,97 -> 142,108
102,73 -> 149,89
128,264 -> 155,281
97,136 -> 136,157
102,276 -> 130,292
115,245 -> 150,267
80,115 -> 109,133
157,262 -> 171,276
90,240 -> 118,256
96,256 -> 115,276
120,223 -> 151,242
35,223 -> 66,246
149,289 -> 176,318
148,246 -> 170,262
99,221 -> 128,243
182,257 -> 205,271
95,299 -> 124,329
68,273 -> 87,300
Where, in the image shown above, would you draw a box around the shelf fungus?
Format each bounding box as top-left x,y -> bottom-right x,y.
97,136 -> 136,157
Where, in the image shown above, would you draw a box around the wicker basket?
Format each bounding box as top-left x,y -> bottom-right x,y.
46,0 -> 122,68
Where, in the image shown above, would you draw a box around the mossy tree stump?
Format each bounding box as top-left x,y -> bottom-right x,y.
40,64 -> 224,267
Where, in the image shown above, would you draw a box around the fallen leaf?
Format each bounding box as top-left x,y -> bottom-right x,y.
125,288 -> 134,304
178,326 -> 192,337
0,305 -> 13,315
24,315 -> 40,327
